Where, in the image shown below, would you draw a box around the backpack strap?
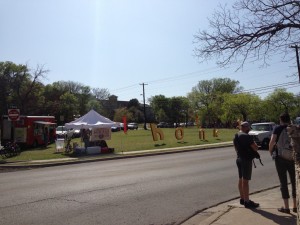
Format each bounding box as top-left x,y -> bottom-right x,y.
275,127 -> 285,157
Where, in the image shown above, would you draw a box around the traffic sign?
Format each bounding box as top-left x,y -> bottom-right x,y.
8,109 -> 20,121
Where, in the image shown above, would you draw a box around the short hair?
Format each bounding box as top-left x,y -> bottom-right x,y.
280,112 -> 290,123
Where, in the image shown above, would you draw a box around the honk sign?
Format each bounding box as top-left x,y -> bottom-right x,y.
150,123 -> 219,142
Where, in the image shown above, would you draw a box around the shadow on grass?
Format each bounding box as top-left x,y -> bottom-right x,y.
177,141 -> 188,144
154,143 -> 166,147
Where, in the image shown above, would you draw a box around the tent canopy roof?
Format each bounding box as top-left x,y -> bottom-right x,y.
65,109 -> 118,129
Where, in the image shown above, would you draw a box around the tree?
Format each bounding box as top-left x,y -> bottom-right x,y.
0,62 -> 48,116
264,88 -> 297,121
169,97 -> 190,125
221,93 -> 262,123
149,95 -> 170,122
194,0 -> 300,69
58,92 -> 79,123
127,98 -> 140,109
100,95 -> 118,120
92,88 -> 110,100
113,107 -> 133,122
187,78 -> 242,126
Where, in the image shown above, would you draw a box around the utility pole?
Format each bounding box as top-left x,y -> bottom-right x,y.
140,83 -> 148,130
291,45 -> 300,82
290,44 -> 300,225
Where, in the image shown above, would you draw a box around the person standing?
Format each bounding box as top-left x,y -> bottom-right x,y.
234,121 -> 259,208
269,112 -> 296,214
82,129 -> 90,153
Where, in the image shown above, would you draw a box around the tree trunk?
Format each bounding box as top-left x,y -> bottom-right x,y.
287,125 -> 300,225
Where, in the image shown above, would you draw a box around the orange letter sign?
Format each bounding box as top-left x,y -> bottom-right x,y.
150,123 -> 164,141
175,127 -> 184,140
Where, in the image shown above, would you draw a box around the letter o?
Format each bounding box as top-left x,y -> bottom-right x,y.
175,128 -> 184,140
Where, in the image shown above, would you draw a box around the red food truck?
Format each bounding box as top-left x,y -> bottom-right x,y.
1,115 -> 56,147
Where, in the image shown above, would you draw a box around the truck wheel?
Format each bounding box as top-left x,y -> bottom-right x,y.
261,138 -> 270,150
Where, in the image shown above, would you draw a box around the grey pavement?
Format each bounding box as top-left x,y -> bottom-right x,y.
0,141 -> 297,225
182,187 -> 297,225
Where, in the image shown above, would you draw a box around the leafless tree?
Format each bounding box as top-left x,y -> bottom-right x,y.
194,0 -> 300,69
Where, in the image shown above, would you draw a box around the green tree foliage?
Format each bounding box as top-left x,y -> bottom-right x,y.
0,62 -> 48,115
113,107 -> 133,122
264,88 -> 297,121
86,99 -> 102,113
149,95 -> 170,122
221,93 -> 262,123
149,95 -> 190,123
58,92 -> 79,123
127,98 -> 140,109
188,78 -> 242,126
169,97 -> 190,125
126,98 -> 145,123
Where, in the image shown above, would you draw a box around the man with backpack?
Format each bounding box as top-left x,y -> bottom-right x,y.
269,112 -> 296,214
234,121 -> 260,208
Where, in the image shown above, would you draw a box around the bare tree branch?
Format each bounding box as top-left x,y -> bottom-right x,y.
194,0 -> 300,68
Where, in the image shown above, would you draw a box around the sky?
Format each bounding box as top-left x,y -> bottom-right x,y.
1,0 -> 299,103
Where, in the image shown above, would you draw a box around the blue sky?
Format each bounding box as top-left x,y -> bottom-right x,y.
1,0 -> 299,103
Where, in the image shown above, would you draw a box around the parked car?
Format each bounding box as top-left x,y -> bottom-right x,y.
56,126 -> 67,138
119,123 -> 128,130
56,126 -> 79,139
157,122 -> 173,128
111,126 -> 121,132
127,123 -> 138,130
69,128 -> 81,138
248,122 -> 276,149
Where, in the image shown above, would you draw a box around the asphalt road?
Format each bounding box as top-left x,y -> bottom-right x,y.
0,147 -> 279,225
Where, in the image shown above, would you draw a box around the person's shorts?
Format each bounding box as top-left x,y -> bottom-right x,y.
236,157 -> 252,180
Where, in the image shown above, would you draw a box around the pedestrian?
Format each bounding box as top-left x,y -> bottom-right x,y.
82,129 -> 90,153
269,112 -> 296,214
233,121 -> 260,208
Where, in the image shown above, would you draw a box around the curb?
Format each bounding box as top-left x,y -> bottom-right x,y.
0,142 -> 234,169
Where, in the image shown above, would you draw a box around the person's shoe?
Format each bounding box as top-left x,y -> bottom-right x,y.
244,200 -> 259,208
278,207 -> 290,214
240,198 -> 244,205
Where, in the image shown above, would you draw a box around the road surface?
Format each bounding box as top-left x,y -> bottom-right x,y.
0,147 -> 279,225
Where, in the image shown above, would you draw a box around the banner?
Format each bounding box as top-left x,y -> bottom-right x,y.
90,128 -> 111,141
123,116 -> 127,134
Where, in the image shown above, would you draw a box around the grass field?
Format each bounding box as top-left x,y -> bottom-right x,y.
2,127 -> 237,162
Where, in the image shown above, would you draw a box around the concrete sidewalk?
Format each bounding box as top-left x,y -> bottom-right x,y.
182,187 -> 297,225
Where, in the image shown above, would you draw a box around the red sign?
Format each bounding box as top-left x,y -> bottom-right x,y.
122,116 -> 127,134
8,109 -> 20,121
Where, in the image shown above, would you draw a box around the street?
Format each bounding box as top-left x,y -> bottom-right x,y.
0,147 -> 279,225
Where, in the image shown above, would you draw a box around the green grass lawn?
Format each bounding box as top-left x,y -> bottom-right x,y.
2,127 -> 237,162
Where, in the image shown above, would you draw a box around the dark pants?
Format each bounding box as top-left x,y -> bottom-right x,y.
236,157 -> 253,180
275,157 -> 296,199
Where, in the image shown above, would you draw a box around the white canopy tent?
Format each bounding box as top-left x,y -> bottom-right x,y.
65,109 -> 119,129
